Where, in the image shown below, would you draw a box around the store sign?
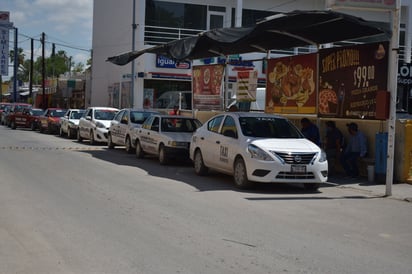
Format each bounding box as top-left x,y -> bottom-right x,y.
318,42 -> 389,119
156,55 -> 191,69
330,0 -> 396,10
398,64 -> 412,85
192,64 -> 224,110
0,27 -> 9,76
266,53 -> 318,114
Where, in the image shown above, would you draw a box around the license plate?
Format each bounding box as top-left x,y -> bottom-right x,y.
291,165 -> 306,174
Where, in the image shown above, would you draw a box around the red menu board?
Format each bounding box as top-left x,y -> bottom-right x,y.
318,42 -> 388,119
266,53 -> 317,114
192,64 -> 224,110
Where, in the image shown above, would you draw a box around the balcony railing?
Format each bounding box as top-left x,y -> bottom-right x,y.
144,25 -> 205,45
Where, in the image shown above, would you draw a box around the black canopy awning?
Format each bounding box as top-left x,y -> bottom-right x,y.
107,10 -> 389,66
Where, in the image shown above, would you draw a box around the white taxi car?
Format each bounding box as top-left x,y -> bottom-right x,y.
59,109 -> 85,138
108,108 -> 159,153
189,112 -> 328,190
77,107 -> 119,144
134,114 -> 202,164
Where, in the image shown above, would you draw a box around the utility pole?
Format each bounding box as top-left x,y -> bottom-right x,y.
131,0 -> 137,108
29,38 -> 33,99
13,27 -> 17,102
41,32 -> 46,109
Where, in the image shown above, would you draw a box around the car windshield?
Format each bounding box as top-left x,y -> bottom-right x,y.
130,111 -> 157,124
70,111 -> 85,119
239,117 -> 303,138
50,110 -> 66,117
161,118 -> 201,133
31,109 -> 44,116
94,110 -> 117,120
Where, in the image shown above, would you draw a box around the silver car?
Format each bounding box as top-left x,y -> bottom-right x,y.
134,114 -> 202,164
107,108 -> 159,153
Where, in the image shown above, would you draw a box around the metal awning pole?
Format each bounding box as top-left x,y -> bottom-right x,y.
386,2 -> 400,196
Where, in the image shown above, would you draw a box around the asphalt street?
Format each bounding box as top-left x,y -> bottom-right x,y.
0,126 -> 411,274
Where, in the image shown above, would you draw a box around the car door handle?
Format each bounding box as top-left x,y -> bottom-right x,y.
200,137 -> 204,140
216,140 -> 220,144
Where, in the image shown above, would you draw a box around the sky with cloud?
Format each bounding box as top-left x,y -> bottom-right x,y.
2,0 -> 93,74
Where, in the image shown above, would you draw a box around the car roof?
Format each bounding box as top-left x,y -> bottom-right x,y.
152,114 -> 198,119
89,107 -> 119,110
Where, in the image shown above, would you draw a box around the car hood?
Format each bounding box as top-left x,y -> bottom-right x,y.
96,120 -> 112,128
69,119 -> 80,125
251,138 -> 320,152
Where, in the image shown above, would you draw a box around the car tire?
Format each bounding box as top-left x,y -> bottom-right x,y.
31,122 -> 36,131
10,121 -> 16,130
135,140 -> 144,159
89,130 -> 96,145
194,149 -> 208,176
125,136 -> 133,154
67,128 -> 73,139
158,144 -> 168,165
233,157 -> 253,189
108,133 -> 115,149
303,183 -> 320,192
77,129 -> 83,142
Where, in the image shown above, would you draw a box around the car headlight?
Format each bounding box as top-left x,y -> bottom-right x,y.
95,121 -> 105,128
247,144 -> 273,161
319,149 -> 327,163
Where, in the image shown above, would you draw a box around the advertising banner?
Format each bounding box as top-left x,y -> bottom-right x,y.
318,42 -> 388,119
236,70 -> 258,102
192,64 -> 224,110
266,54 -> 317,114
0,27 -> 9,76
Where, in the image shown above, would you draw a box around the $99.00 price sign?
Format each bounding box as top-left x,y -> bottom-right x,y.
318,42 -> 388,119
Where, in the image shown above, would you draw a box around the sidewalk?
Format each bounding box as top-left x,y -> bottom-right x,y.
327,175 -> 412,202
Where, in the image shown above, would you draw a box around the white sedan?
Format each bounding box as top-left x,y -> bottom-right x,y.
108,108 -> 159,153
134,114 -> 202,164
189,112 -> 328,190
59,109 -> 85,138
77,107 -> 119,144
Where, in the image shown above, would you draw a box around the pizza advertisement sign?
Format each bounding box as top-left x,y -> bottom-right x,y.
236,70 -> 258,102
265,54 -> 317,114
192,64 -> 225,110
318,42 -> 388,119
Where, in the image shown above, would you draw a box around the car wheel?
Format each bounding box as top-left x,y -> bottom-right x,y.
77,129 -> 83,142
10,121 -> 16,130
125,136 -> 134,154
89,130 -> 96,145
158,144 -> 168,165
194,149 -> 208,176
135,140 -> 144,159
303,183 -> 320,192
108,133 -> 115,149
67,128 -> 73,139
233,157 -> 253,189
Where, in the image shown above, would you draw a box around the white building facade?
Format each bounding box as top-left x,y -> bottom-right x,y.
91,0 -> 412,113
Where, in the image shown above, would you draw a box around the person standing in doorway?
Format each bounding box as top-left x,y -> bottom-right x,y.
340,122 -> 368,178
301,118 -> 321,146
324,121 -> 344,176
